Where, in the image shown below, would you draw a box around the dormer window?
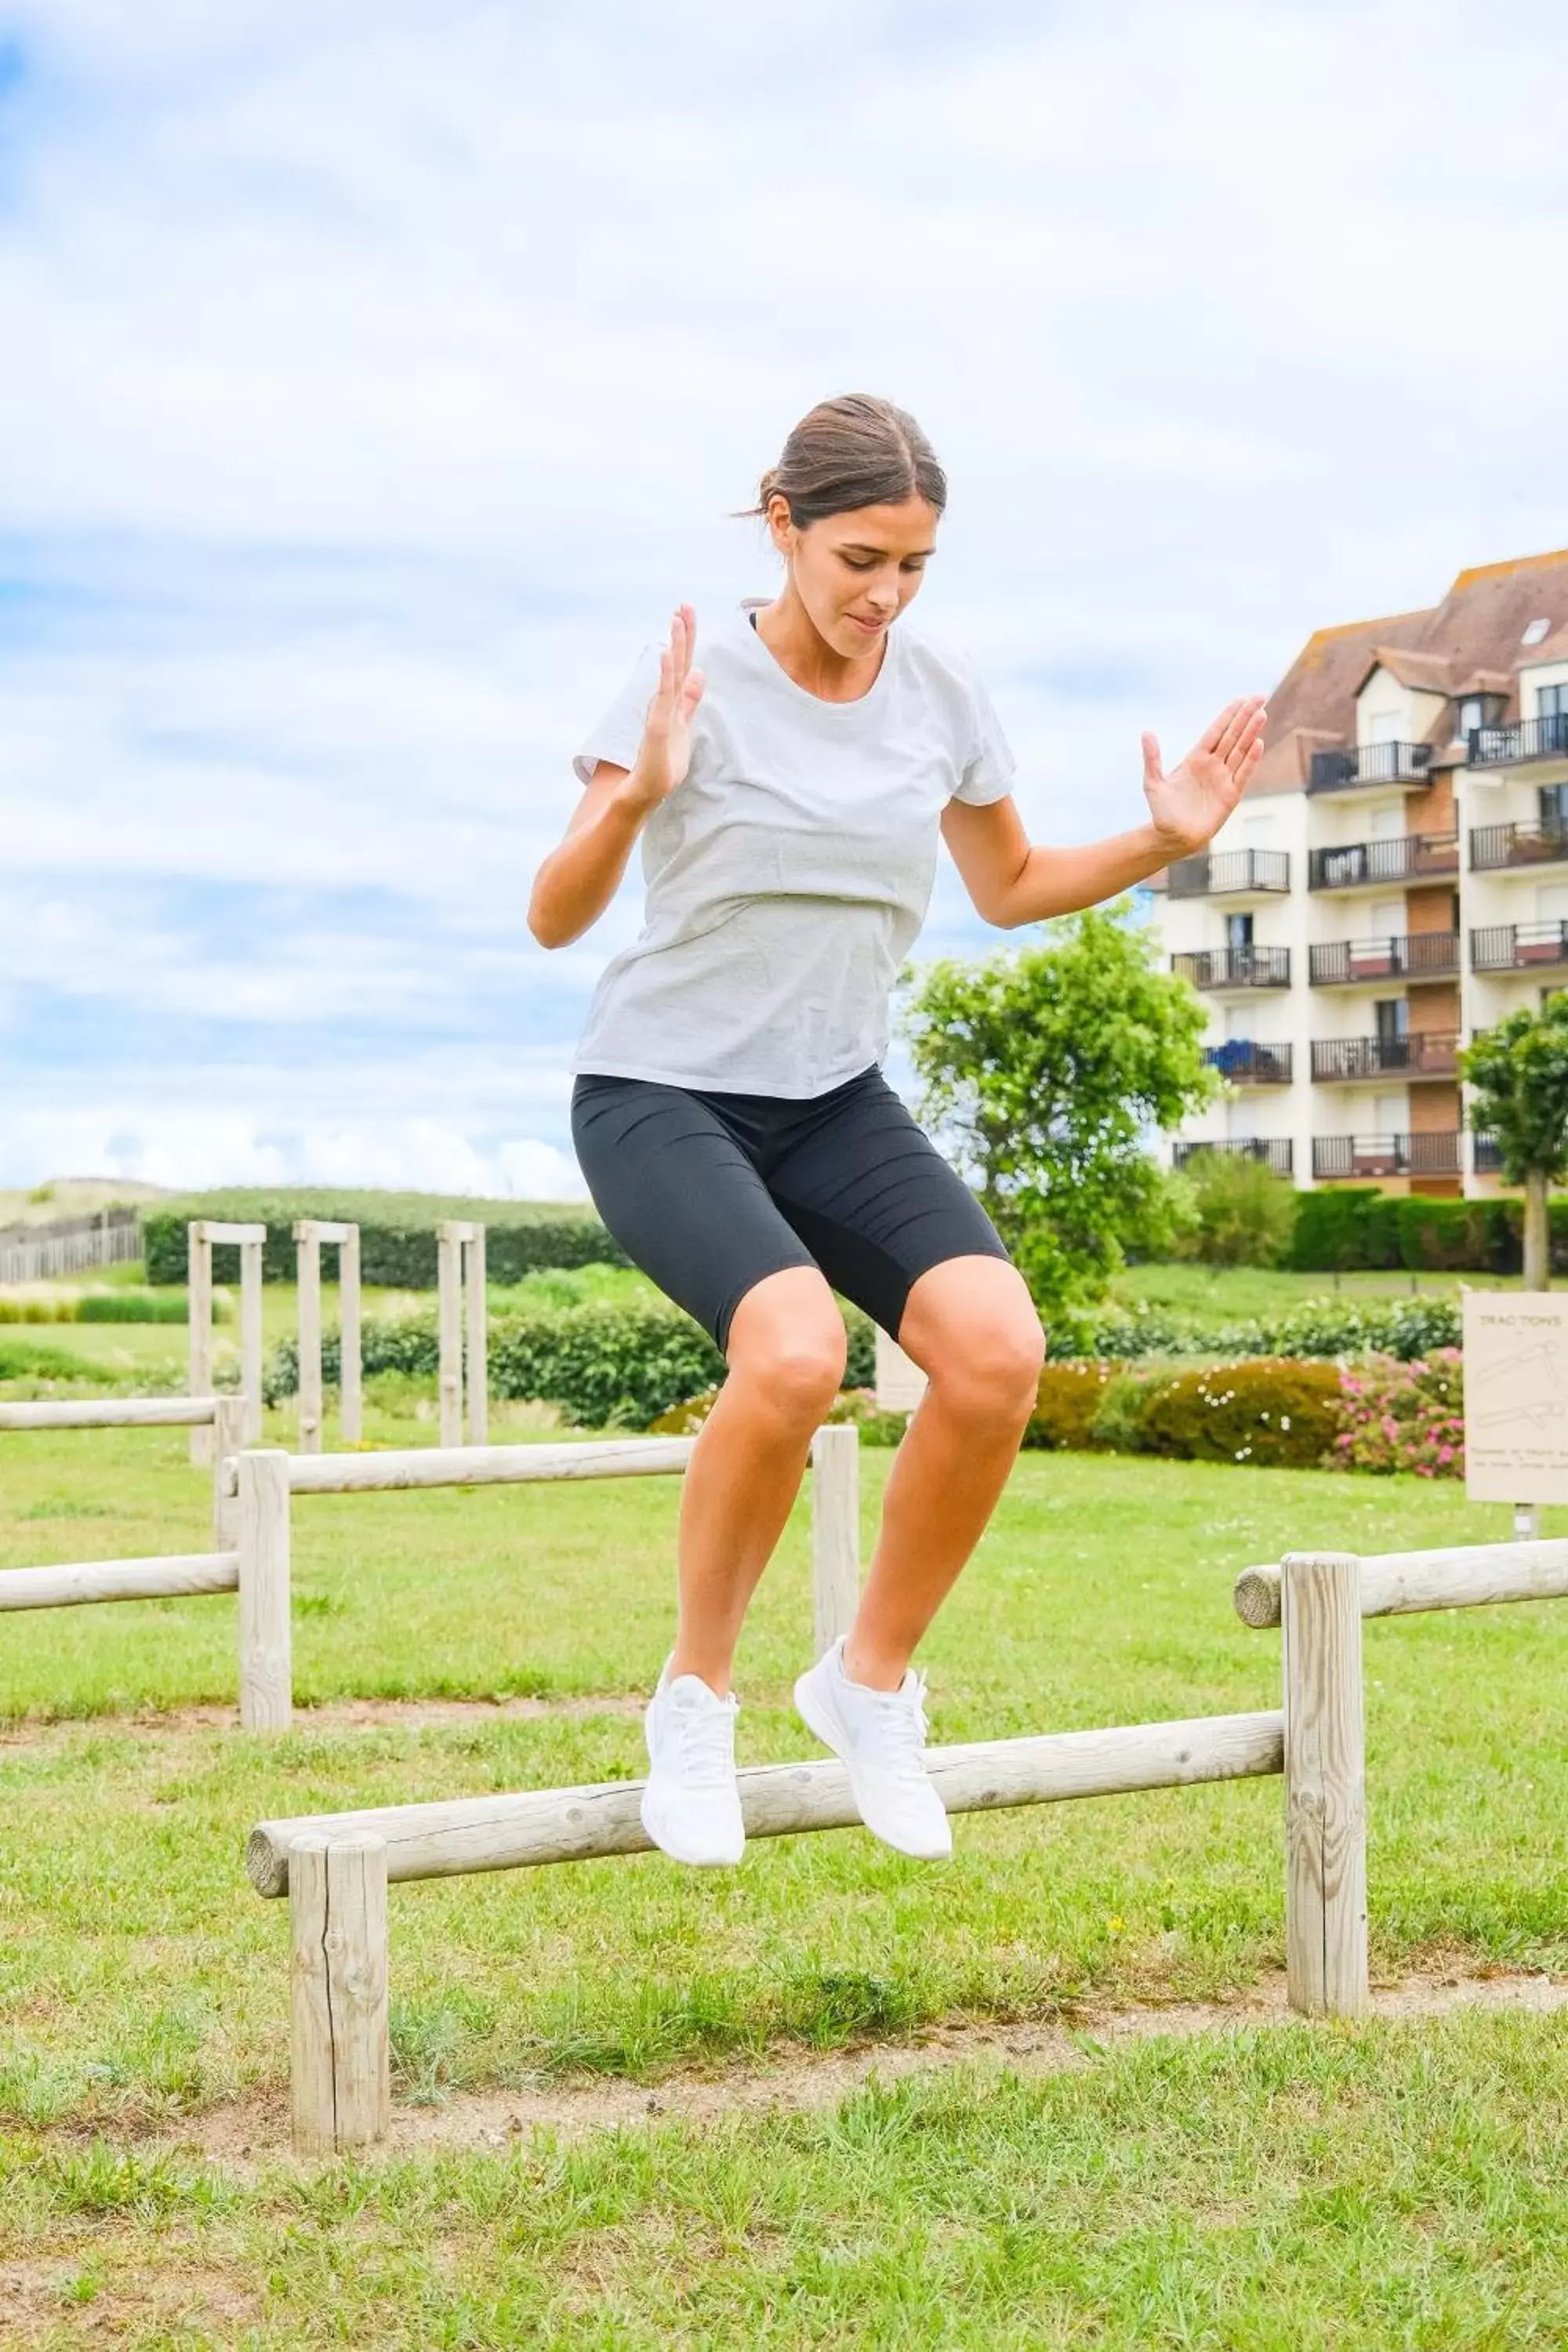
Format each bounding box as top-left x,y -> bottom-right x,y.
1457,691 -> 1505,739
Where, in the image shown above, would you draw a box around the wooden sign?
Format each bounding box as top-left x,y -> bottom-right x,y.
1462,1290 -> 1568,1505
873,1324 -> 929,1414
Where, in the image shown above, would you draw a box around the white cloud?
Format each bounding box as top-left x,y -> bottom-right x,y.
3,0 -> 1567,1190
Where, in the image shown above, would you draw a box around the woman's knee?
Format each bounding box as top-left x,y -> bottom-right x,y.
725,1269 -> 848,1417
902,1270 -> 1045,1419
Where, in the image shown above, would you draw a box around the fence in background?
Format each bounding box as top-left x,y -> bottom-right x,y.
0,1209 -> 142,1285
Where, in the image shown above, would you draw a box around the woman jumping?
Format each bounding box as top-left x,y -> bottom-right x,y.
528,394 -> 1265,1869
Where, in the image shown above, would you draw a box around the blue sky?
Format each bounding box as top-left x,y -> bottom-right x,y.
4,0 -> 1568,1197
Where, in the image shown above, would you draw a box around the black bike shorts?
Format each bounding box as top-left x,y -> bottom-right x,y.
569,1061 -> 1015,1357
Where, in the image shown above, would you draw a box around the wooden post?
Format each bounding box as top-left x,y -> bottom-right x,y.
289,1833 -> 390,2158
295,1225 -> 323,1456
465,1225 -> 487,1446
437,1226 -> 463,1448
1281,1552 -> 1368,2019
339,1226 -> 362,1446
810,1423 -> 859,1657
237,1450 -> 292,1733
188,1224 -> 212,1465
240,1239 -> 264,1446
211,1395 -> 247,1547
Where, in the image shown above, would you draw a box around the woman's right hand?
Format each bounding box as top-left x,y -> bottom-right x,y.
630,604 -> 705,806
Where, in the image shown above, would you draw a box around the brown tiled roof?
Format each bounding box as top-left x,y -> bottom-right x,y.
1247,609 -> 1432,796
1358,645 -> 1454,694
1518,623 -> 1568,669
1247,548 -> 1568,797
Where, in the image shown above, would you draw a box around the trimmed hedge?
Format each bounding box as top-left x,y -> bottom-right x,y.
1047,1294 -> 1460,1365
266,1299 -> 878,1431
644,1385 -> 912,1446
1287,1187 -> 1568,1275
1025,1355 -> 1345,1469
143,1191 -> 630,1288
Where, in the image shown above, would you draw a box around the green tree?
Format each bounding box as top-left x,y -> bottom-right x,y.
1174,1146 -> 1298,1268
1461,996 -> 1568,1289
896,902 -> 1217,1315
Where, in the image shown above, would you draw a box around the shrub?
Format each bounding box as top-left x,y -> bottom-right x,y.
1174,1150 -> 1298,1268
1267,1294 -> 1460,1362
1127,1357 -> 1343,1468
644,1385 -> 909,1446
1022,1361 -> 1121,1450
142,1191 -> 631,1287
265,1298 -> 878,1430
1330,1350 -> 1465,1477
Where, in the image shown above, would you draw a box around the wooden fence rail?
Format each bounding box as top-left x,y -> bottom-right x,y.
1234,1540 -> 1568,1628
250,1554 -> 1368,2156
0,1209 -> 141,1284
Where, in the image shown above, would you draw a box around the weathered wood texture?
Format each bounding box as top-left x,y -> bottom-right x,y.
188,1224 -> 213,1465
0,1397 -> 219,1431
1281,1552 -> 1368,2018
270,1436 -> 699,1496
240,1240 -> 263,1445
289,1835 -> 390,2157
249,1708 -> 1283,1896
0,1553 -> 239,1610
295,1226 -> 323,1455
339,1226 -> 362,1446
1234,1539 -> 1568,1628
211,1396 -> 247,1546
437,1229 -> 463,1448
198,1222 -> 269,1245
811,1422 -> 859,1655
465,1224 -> 488,1447
237,1450 -> 292,1733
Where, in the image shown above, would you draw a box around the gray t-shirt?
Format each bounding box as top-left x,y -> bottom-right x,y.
568,597 -> 1017,1098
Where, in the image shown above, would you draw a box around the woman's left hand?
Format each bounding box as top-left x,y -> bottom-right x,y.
1141,696 -> 1268,857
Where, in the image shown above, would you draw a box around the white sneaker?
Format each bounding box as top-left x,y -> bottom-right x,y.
640,1659 -> 745,1867
793,1638 -> 953,1860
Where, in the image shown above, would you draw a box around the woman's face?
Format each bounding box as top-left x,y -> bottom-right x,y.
768,494 -> 939,659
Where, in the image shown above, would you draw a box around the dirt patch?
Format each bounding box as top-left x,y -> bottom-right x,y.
0,1691 -> 648,1744
126,1963 -> 1568,2169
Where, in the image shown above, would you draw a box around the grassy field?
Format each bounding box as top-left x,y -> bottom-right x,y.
1,1399 -> 1566,2342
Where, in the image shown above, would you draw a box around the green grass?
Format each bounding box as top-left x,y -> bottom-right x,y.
4,2009 -> 1567,2345
2,1406 -> 1566,2343
1109,1261 -> 1508,1319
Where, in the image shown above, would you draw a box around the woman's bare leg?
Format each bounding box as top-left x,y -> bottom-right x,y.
845,1257 -> 1044,1691
667,1265 -> 847,1696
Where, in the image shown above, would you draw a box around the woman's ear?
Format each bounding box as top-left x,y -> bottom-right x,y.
765,493 -> 795,561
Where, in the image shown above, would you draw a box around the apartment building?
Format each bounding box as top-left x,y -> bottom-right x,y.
1149,549 -> 1568,1196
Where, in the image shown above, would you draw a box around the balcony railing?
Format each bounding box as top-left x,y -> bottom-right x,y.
1313,1132 -> 1462,1181
1468,822 -> 1568,873
1167,848 -> 1290,898
1308,742 -> 1434,793
1203,1040 -> 1294,1085
1308,833 -> 1459,891
1473,1136 -> 1504,1174
1468,713 -> 1568,769
1470,921 -> 1568,973
1172,946 -> 1291,991
1174,1137 -> 1294,1176
1308,932 -> 1461,985
1310,1032 -> 1460,1083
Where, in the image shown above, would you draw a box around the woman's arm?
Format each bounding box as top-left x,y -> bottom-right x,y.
528,607 -> 705,949
943,695 -> 1267,931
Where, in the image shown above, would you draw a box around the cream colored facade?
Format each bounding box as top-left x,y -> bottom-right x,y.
1150,649 -> 1568,1196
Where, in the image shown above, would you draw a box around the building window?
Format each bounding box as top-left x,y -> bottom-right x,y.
1225,911 -> 1254,952
1539,684 -> 1568,720
1542,783 -> 1568,835
1459,697 -> 1484,736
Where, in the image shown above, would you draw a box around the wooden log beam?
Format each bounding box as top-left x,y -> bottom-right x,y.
237,1451 -> 292,1733
0,1553 -> 239,1610
248,1708 -> 1284,1897
810,1422 -> 859,1656
0,1397 -> 220,1431
1282,1553 -> 1368,2018
1235,1540 -> 1568,1629
339,1226 -> 362,1446
195,1221 -> 268,1245
233,1435 -> 702,1497
289,1835 -> 390,2158
294,1225 -> 324,1456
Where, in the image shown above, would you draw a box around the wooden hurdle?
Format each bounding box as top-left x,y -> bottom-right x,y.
1232,1539 -> 1568,1630
247,1552 -> 1365,2155
188,1221 -> 266,1463
0,1407 -> 288,1729
435,1222 -> 486,1446
292,1221 -> 362,1454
